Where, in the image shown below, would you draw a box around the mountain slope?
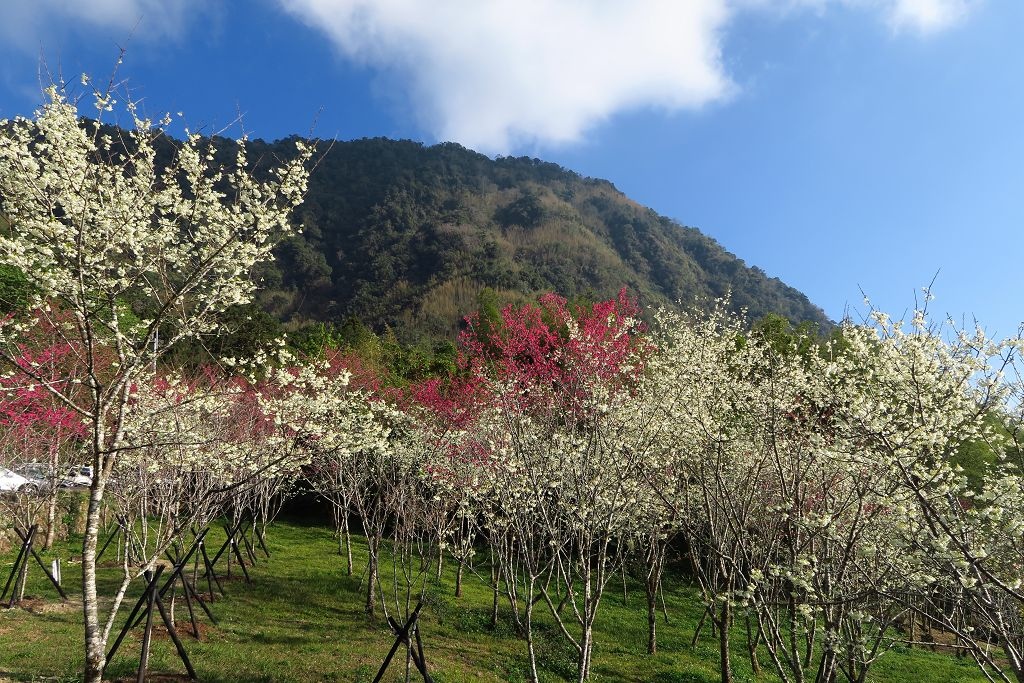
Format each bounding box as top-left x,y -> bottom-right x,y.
246,137 -> 828,341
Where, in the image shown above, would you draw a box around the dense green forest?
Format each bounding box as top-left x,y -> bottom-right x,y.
241,137 -> 828,342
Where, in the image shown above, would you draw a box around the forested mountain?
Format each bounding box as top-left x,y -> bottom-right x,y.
245,137 -> 828,341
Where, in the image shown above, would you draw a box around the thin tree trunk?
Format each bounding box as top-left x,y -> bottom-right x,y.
525,579 -> 540,683
578,621 -> 594,683
343,517 -> 353,577
44,443 -> 60,550
816,647 -> 837,683
693,605 -> 710,648
45,491 -> 58,550
646,580 -> 658,654
366,535 -> 379,616
719,600 -> 733,683
83,483 -> 106,683
490,557 -> 500,628
746,613 -> 761,675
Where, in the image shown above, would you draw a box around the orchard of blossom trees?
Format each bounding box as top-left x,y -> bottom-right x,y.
2,77 -> 1024,683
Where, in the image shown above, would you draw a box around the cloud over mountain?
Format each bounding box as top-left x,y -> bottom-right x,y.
0,1 -> 977,151
279,0 -> 977,152
279,0 -> 735,153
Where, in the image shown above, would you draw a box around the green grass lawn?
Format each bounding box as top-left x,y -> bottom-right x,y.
0,520 -> 992,682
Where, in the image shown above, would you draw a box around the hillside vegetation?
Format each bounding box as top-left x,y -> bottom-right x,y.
244,137 -> 828,341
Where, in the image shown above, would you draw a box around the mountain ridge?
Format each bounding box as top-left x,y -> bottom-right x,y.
234,136 -> 831,340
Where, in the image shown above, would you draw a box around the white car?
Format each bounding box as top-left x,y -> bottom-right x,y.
61,465 -> 93,488
0,466 -> 38,493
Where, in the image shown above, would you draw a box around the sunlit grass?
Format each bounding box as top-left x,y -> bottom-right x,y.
0,520 -> 992,682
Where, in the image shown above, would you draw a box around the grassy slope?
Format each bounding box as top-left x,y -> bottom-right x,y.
0,521 -> 989,682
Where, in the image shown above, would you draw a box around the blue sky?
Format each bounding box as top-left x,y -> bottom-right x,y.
0,0 -> 1020,336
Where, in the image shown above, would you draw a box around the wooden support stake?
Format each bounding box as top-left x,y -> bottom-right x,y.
1,526 -> 32,604
231,538 -> 251,584
372,602 -> 433,683
153,582 -> 198,680
200,541 -> 225,599
108,566 -> 165,665
4,525 -> 38,607
13,525 -> 68,601
208,521 -> 245,568
137,569 -> 158,683
96,523 -> 121,563
131,530 -> 210,632
240,526 -> 258,565
107,565 -> 197,681
255,528 -> 271,558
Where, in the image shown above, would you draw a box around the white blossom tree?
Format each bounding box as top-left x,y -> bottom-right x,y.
462,291 -> 651,683
0,76 -> 310,683
834,308 -> 1024,682
265,357 -> 399,615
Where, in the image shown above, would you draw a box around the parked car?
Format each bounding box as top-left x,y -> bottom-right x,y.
61,465 -> 93,488
0,466 -> 38,493
15,462 -> 51,489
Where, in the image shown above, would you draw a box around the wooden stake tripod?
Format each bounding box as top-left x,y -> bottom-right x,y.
96,515 -> 133,564
205,519 -> 252,584
128,529 -> 218,639
1,524 -> 68,607
372,601 -> 434,683
106,565 -> 198,682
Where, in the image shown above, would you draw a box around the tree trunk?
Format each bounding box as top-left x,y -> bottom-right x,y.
44,490 -> 58,550
1000,641 -> 1024,683
578,622 -> 594,683
745,613 -> 761,675
44,443 -> 60,550
816,647 -> 838,683
525,579 -> 540,683
718,600 -> 733,683
82,484 -> 106,683
15,547 -> 30,603
490,559 -> 500,628
366,535 -> 379,616
646,579 -> 658,654
343,518 -> 353,576
577,562 -> 595,682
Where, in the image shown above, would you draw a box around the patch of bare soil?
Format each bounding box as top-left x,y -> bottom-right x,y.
148,620 -> 215,641
7,596 -> 79,614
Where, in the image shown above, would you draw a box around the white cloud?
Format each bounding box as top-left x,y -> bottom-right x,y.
883,0 -> 975,34
279,0 -> 735,152
745,0 -> 979,33
0,0 -> 204,52
280,0 -> 977,152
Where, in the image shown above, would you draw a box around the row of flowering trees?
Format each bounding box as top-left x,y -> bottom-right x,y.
265,286 -> 1024,683
2,74 -> 1024,683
